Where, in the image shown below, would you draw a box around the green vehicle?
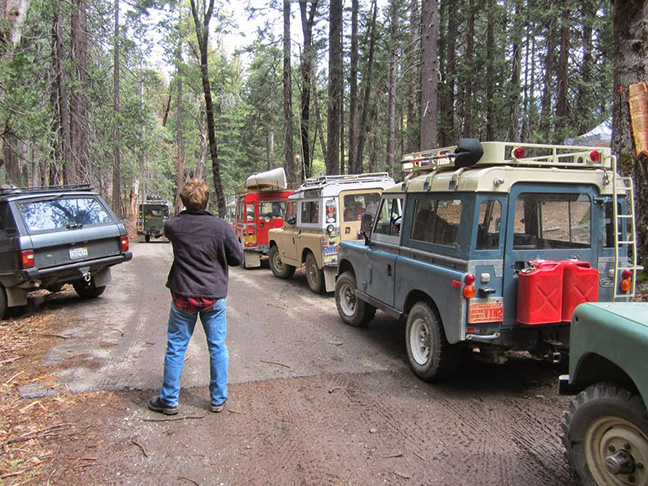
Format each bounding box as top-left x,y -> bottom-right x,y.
137,201 -> 170,242
560,302 -> 648,486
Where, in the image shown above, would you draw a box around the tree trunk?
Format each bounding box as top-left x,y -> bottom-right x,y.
283,0 -> 296,183
577,1 -> 593,133
461,0 -> 475,138
420,0 -> 438,150
485,0 -> 496,141
348,0 -> 360,173
52,8 -> 70,185
507,0 -> 522,142
555,3 -> 570,122
611,0 -> 648,263
357,0 -> 378,171
112,0 -> 121,215
190,0 -> 225,217
405,0 -> 420,153
386,0 -> 399,170
175,43 -> 185,214
439,0 -> 456,146
70,0 -> 89,184
299,0 -> 317,180
326,0 -> 342,175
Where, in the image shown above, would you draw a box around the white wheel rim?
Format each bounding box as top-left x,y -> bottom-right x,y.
339,282 -> 355,316
410,316 -> 431,365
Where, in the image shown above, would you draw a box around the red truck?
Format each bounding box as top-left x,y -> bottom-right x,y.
233,168 -> 292,268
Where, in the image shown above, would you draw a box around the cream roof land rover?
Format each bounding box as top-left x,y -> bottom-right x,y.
267,172 -> 395,294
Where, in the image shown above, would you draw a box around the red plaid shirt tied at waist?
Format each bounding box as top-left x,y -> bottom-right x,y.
172,292 -> 217,313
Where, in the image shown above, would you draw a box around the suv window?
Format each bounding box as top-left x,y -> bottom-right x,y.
19,197 -> 113,232
513,193 -> 591,249
476,199 -> 502,250
373,196 -> 402,238
342,193 -> 381,222
260,201 -> 285,218
411,198 -> 462,246
301,200 -> 320,224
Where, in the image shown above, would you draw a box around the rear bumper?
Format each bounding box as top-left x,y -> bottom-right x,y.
23,252 -> 132,279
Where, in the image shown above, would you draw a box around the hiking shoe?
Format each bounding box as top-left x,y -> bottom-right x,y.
210,399 -> 227,413
148,396 -> 178,415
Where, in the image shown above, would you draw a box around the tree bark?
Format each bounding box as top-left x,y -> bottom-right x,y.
357,0 -> 378,171
555,3 -> 570,122
438,0 -> 456,146
386,0 -> 399,169
420,0 -> 438,150
112,0 -> 121,215
611,0 -> 648,263
70,0 -> 89,184
299,0 -> 318,179
348,0 -> 360,173
326,0 -> 342,175
283,0 -> 296,183
190,0 -> 225,217
506,0 -> 522,142
175,43 -> 185,214
52,7 -> 70,185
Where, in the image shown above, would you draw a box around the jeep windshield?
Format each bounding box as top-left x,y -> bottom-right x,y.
19,196 -> 113,233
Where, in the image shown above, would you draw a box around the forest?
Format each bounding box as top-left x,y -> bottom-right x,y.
0,0 -> 646,262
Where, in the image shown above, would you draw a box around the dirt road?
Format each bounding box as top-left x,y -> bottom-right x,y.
8,242 -> 577,485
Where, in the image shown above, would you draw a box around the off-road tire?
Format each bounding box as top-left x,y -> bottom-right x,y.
268,245 -> 295,279
73,278 -> 106,299
305,252 -> 324,294
405,302 -> 459,382
145,234 -> 151,243
335,271 -> 376,327
0,284 -> 7,319
562,382 -> 648,486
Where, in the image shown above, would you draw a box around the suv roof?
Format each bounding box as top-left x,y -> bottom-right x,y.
0,184 -> 96,202
289,172 -> 394,198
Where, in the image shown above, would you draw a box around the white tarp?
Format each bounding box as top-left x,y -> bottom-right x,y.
565,120 -> 612,147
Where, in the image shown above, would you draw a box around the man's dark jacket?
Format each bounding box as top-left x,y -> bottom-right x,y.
164,210 -> 243,299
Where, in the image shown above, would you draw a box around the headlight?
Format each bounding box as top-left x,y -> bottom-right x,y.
326,224 -> 335,235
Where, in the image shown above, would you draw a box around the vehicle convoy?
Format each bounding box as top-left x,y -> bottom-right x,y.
267,172 -> 395,293
335,139 -> 639,381
233,168 -> 293,268
560,302 -> 648,486
137,199 -> 170,242
0,184 -> 132,316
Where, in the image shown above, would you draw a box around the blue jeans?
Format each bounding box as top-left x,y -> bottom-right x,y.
159,298 -> 229,407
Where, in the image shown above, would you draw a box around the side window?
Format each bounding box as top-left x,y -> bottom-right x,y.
476,200 -> 502,250
260,201 -> 285,218
411,198 -> 462,246
300,201 -> 320,224
513,193 -> 591,249
373,197 -> 402,237
246,203 -> 255,222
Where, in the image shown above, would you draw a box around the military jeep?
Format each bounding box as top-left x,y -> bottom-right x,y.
267,173 -> 394,294
560,302 -> 648,486
335,139 -> 639,381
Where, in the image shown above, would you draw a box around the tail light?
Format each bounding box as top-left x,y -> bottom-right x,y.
20,250 -> 34,269
512,146 -> 526,159
121,236 -> 130,252
462,273 -> 476,299
620,269 -> 633,293
589,150 -> 601,163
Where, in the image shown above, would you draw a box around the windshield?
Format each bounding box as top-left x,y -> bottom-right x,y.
19,197 -> 113,232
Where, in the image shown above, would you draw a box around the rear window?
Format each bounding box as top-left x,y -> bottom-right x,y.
19,197 -> 113,232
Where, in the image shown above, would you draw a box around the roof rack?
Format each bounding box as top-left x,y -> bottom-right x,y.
300,172 -> 392,188
401,141 -> 613,173
0,184 -> 94,196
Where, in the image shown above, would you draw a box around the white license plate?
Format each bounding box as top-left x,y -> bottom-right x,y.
69,247 -> 89,260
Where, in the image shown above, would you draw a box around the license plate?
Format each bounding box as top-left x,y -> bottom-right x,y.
469,301 -> 504,324
69,247 -> 89,260
324,246 -> 337,255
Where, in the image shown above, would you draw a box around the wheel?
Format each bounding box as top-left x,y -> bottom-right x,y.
145,234 -> 151,243
305,252 -> 324,294
405,302 -> 459,381
335,271 -> 376,327
268,245 -> 295,279
73,277 -> 106,299
563,382 -> 648,486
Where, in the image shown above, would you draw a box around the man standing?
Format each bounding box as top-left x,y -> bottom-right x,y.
149,179 -> 243,415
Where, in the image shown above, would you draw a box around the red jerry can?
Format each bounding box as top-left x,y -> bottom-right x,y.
517,260 -> 564,325
561,260 -> 599,322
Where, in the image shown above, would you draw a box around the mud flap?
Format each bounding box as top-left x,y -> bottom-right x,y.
92,267 -> 112,287
5,286 -> 27,307
324,266 -> 337,293
244,250 -> 261,268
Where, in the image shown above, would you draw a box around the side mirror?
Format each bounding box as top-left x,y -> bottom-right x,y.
286,215 -> 297,225
454,138 -> 483,168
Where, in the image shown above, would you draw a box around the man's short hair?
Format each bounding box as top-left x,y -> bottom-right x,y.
180,179 -> 209,210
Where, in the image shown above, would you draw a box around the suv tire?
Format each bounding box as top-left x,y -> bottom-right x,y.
73,277 -> 106,299
268,245 -> 295,279
335,271 -> 376,327
405,302 -> 459,382
305,252 -> 324,294
563,382 -> 648,486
